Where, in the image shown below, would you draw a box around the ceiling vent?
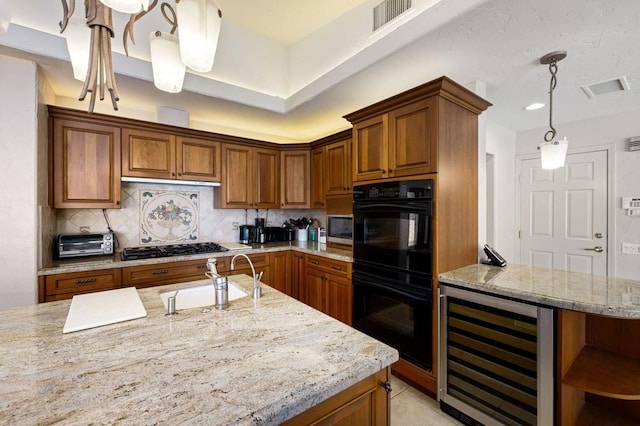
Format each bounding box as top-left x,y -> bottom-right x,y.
581,76 -> 630,98
629,137 -> 640,152
373,0 -> 412,31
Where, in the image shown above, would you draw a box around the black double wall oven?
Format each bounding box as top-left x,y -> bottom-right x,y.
352,179 -> 434,372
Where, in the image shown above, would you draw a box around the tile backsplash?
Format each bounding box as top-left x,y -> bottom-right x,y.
56,183 -> 326,249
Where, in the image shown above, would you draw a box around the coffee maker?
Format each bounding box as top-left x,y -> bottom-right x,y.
239,225 -> 255,244
254,218 -> 266,243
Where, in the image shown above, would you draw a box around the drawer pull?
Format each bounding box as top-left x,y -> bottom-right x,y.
76,278 -> 97,285
310,260 -> 320,265
331,265 -> 343,271
197,265 -> 207,270
152,270 -> 169,275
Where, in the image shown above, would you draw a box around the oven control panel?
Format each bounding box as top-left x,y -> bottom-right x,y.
354,179 -> 433,200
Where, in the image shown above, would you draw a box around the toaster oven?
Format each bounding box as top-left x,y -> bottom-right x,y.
55,233 -> 114,258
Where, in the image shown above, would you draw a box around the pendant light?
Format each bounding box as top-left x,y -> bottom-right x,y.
176,0 -> 222,73
149,31 -> 185,93
538,51 -> 569,170
65,17 -> 92,81
99,0 -> 149,14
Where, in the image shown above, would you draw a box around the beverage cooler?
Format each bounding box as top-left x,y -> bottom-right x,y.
438,285 -> 555,426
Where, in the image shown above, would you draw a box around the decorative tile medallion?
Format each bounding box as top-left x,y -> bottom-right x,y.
140,190 -> 199,244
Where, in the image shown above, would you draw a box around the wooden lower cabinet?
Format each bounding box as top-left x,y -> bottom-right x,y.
41,269 -> 122,302
269,251 -> 294,297
303,255 -> 352,325
558,309 -> 640,425
283,367 -> 390,426
122,259 -> 210,288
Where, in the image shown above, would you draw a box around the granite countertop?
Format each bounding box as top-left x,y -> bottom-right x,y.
39,241 -> 353,276
439,263 -> 640,318
0,275 -> 398,424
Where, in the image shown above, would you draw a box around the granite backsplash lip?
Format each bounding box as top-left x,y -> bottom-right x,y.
39,241 -> 353,276
438,263 -> 640,318
0,275 -> 398,425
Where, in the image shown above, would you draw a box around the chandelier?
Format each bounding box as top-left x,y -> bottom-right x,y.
59,0 -> 223,113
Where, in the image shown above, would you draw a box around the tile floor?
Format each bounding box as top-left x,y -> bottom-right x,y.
390,375 -> 464,426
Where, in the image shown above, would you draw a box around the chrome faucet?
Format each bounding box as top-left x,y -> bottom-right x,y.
230,253 -> 262,299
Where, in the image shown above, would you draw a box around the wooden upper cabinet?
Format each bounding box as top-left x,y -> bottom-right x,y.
121,128 -> 176,179
325,138 -> 352,196
352,115 -> 388,182
51,118 -> 121,208
310,147 -> 326,209
280,150 -> 310,209
216,144 -> 280,209
254,148 -> 280,208
176,136 -> 221,182
387,98 -> 436,178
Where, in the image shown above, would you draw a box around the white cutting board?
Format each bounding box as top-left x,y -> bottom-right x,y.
220,242 -> 251,250
63,287 -> 147,334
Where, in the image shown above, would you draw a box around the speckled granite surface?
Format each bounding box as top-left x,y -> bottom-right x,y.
0,275 -> 397,424
439,263 -> 640,318
39,241 -> 352,276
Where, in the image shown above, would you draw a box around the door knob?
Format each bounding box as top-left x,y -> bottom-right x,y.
583,246 -> 604,253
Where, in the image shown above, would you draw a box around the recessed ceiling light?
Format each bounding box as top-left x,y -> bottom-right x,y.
524,103 -> 545,111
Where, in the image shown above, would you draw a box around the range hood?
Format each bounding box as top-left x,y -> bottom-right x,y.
121,177 -> 221,187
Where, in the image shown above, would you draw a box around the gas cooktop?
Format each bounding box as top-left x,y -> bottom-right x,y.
121,242 -> 228,261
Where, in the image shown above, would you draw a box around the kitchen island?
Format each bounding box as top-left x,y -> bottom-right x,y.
438,263 -> 640,426
0,275 -> 398,424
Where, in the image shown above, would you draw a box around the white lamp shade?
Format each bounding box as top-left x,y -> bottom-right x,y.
0,0 -> 16,35
149,32 -> 186,93
540,137 -> 569,170
99,0 -> 144,14
177,0 -> 222,73
65,17 -> 92,81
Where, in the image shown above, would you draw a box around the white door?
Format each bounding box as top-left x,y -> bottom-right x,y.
519,150 -> 608,275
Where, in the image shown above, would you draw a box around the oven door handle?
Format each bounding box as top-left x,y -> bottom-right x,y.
353,273 -> 431,302
354,202 -> 432,214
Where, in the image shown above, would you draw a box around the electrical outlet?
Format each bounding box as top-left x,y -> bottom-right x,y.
232,222 -> 239,230
622,243 -> 640,255
79,226 -> 90,233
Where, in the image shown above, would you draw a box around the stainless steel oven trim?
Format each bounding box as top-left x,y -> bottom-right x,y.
326,214 -> 353,246
438,285 -> 554,426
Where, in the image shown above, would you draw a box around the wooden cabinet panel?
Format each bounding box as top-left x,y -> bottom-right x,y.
353,115 -> 387,182
122,128 -> 176,179
280,150 -> 310,209
304,268 -> 326,313
305,254 -> 351,278
52,119 -> 121,208
325,138 -> 352,196
388,98 -> 436,177
217,144 -> 279,209
291,252 -> 305,301
122,259 -> 209,288
43,269 -> 121,301
310,147 -> 326,209
255,148 -> 280,208
326,273 -> 352,325
269,251 -> 293,296
176,136 -> 221,182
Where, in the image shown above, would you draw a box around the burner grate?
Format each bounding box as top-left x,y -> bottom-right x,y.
121,242 -> 228,261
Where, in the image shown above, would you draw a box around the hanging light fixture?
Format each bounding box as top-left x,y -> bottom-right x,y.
0,0 -> 16,35
538,50 -> 569,170
64,17 -> 92,81
99,0 -> 149,14
148,3 -> 185,93
176,0 -> 222,73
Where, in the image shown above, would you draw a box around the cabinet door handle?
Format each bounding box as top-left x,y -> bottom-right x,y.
76,278 -> 97,285
152,270 -> 169,275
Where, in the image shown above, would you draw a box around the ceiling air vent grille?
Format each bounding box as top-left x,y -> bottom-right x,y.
373,0 -> 412,31
581,76 -> 630,98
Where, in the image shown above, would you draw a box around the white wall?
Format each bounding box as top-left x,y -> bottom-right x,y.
0,55 -> 38,308
516,109 -> 640,280
485,121 -> 517,262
